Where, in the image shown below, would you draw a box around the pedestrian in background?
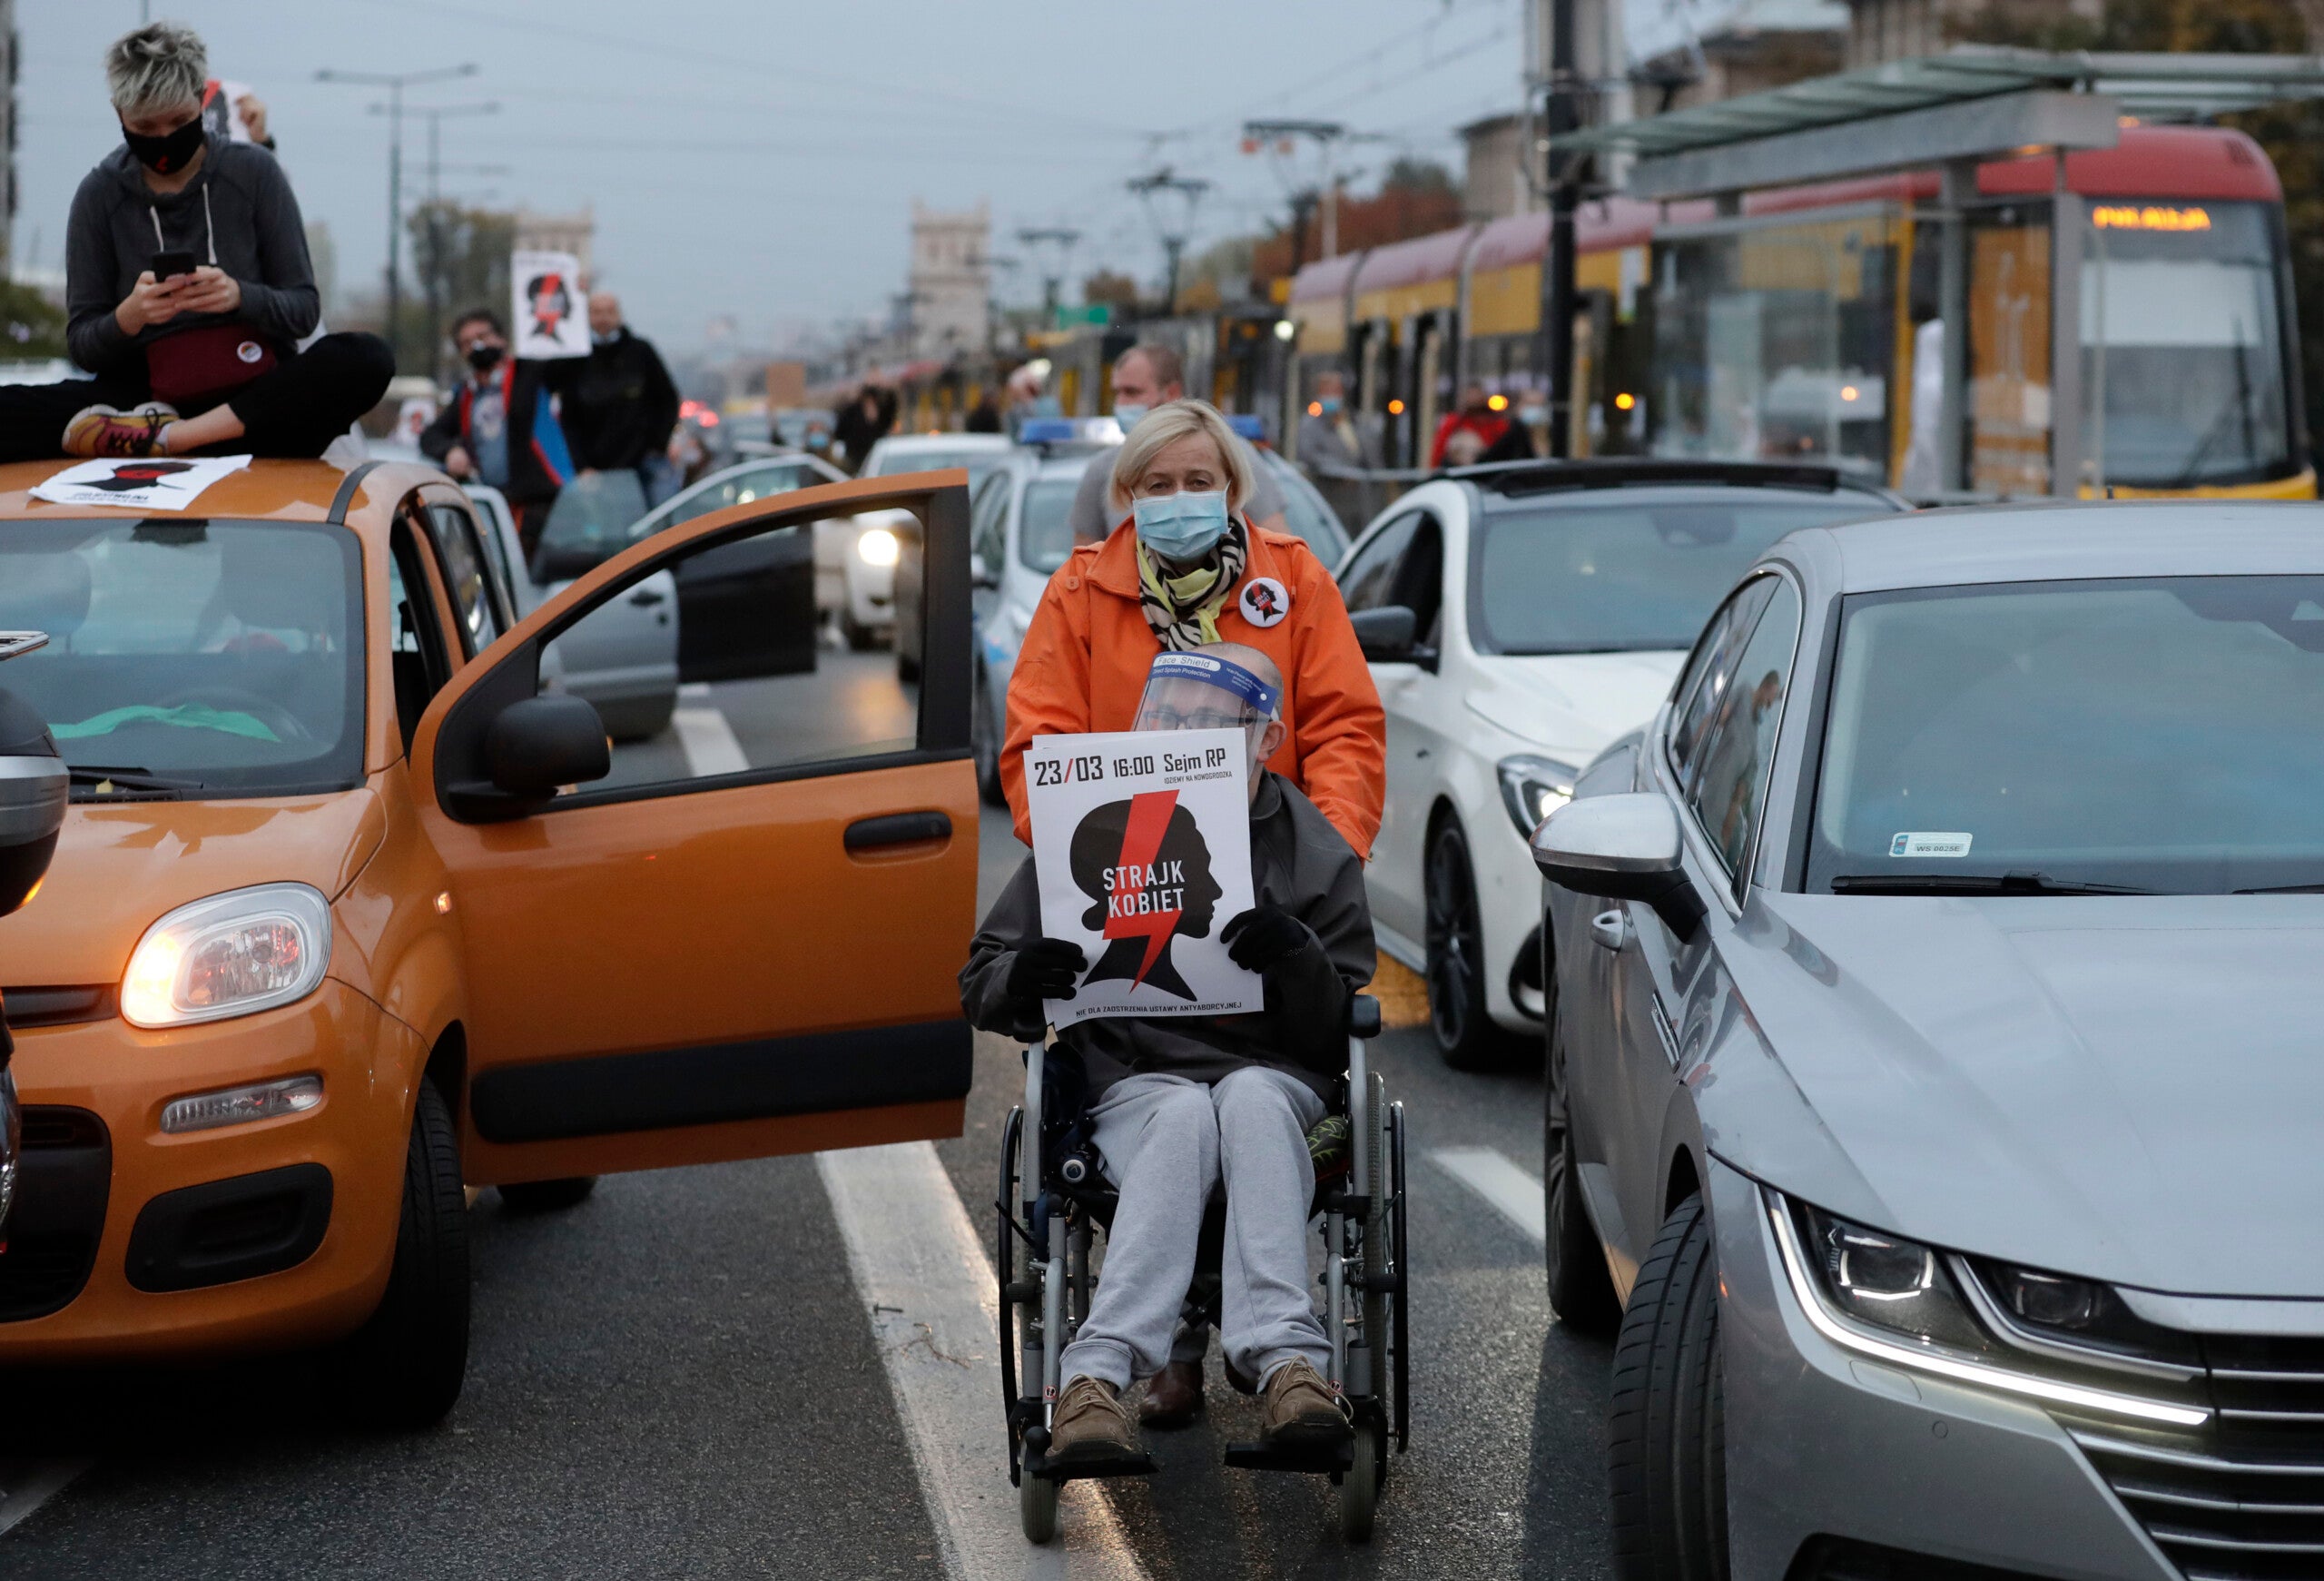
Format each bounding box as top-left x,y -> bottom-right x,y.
832,381 -> 895,472
1067,343 -> 1287,544
1426,383 -> 1510,469
1295,371 -> 1381,474
420,307 -> 576,558
964,388 -> 1004,433
0,21 -> 391,462
566,290 -> 682,505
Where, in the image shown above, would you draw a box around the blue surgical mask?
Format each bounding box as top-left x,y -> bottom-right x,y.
1132,489 -> 1230,563
1113,402 -> 1149,431
1319,396 -> 1343,416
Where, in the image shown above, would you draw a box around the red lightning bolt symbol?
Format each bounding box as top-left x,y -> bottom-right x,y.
1101,790 -> 1183,987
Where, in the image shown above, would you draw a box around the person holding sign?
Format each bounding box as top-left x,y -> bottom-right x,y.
961,643 -> 1376,1469
1000,400 -> 1384,862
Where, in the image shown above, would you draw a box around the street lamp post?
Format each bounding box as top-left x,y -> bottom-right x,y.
316,64 -> 478,369
1127,168 -> 1209,316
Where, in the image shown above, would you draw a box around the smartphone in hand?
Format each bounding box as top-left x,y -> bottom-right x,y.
152,249 -> 198,282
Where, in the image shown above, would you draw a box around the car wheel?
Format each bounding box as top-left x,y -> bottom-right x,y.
497,1176 -> 598,1212
336,1080 -> 469,1429
1424,817 -> 1503,1070
1609,1193 -> 1728,1581
970,667 -> 1005,807
1545,986 -> 1620,1334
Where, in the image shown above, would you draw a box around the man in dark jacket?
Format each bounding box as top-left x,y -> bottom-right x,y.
0,21 -> 391,461
566,291 -> 680,497
421,307 -> 577,557
960,643 -> 1372,1467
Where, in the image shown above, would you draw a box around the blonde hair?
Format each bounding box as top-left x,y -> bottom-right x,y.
106,22 -> 207,119
1108,400 -> 1255,514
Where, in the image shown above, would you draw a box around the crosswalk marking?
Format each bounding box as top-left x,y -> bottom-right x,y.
1431,1146 -> 1548,1245
818,1141 -> 1150,1581
672,704 -> 749,776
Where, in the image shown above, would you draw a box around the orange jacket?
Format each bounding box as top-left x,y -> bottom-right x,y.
1002,522 -> 1386,859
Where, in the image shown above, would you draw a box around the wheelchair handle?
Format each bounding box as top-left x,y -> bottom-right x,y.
1347,993 -> 1382,1042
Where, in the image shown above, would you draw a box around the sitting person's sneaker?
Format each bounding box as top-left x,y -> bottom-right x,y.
1137,1359 -> 1204,1428
1047,1375 -> 1139,1466
1258,1358 -> 1350,1450
62,402 -> 177,459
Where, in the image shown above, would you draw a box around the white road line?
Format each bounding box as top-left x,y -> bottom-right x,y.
678,681 -> 713,699
672,705 -> 749,777
818,1141 -> 1150,1581
1432,1146 -> 1547,1245
0,1456 -> 94,1538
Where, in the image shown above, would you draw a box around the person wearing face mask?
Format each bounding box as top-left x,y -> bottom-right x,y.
419,308 -> 578,558
1066,343 -> 1289,546
0,22 -> 393,463
563,291 -> 682,505
1425,382 -> 1512,469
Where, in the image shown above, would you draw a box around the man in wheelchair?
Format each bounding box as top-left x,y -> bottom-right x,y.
961,643 -> 1375,1467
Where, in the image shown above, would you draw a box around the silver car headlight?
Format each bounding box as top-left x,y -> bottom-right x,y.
1765,1188 -> 2208,1428
855,527 -> 901,568
1497,755 -> 1578,839
121,883 -> 333,1029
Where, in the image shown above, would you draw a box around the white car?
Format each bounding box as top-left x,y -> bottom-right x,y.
1336,460 -> 1905,1066
966,448 -> 1099,800
858,432 -> 1017,672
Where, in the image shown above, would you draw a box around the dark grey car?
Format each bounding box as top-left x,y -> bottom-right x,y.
1529,503 -> 2324,1579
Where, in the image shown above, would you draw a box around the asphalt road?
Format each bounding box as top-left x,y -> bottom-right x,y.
0,657 -> 1618,1579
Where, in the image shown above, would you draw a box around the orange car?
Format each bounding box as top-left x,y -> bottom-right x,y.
0,458 -> 978,1423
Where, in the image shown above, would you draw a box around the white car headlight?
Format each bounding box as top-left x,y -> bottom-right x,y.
1497,754 -> 1579,839
122,883 -> 333,1029
856,527 -> 901,568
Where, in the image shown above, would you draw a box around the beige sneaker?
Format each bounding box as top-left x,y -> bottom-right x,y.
1258,1358 -> 1350,1450
62,402 -> 178,459
1048,1375 -> 1139,1466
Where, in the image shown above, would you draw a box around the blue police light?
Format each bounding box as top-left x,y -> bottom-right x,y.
1226,414 -> 1266,442
1018,419 -> 1078,444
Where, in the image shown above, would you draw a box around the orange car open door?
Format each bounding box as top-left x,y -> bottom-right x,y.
409,473 -> 980,1186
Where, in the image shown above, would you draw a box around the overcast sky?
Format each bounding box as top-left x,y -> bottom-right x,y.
15,0 -> 1525,355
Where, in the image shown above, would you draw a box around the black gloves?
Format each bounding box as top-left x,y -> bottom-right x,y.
1221,904 -> 1315,973
1006,937 -> 1087,1004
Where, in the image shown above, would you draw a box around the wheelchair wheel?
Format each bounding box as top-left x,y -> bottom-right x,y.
1339,1418 -> 1381,1542
998,1106 -> 1030,1487
1362,1072 -> 1393,1478
1389,1101 -> 1412,1452
1020,1466 -> 1060,1544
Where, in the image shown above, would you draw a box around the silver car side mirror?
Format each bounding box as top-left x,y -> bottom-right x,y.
1531,792 -> 1704,941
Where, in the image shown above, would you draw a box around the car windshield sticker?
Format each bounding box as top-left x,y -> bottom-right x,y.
31,454 -> 251,511
1890,831 -> 1974,858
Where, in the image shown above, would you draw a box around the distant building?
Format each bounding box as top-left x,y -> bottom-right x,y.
1623,0 -> 1848,110
1843,0 -> 2101,65
515,205 -> 595,277
908,200 -> 990,361
1460,113 -> 1534,222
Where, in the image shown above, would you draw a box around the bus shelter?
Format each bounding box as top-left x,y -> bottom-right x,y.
1554,48 -> 2324,499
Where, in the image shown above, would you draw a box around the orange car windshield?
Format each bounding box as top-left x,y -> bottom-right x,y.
0,518 -> 365,799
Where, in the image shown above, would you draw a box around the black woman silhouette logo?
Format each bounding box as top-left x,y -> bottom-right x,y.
1068,789 -> 1226,1003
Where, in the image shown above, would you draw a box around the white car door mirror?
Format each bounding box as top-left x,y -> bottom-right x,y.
1350,604 -> 1418,663
1531,792 -> 1704,941
970,551 -> 998,589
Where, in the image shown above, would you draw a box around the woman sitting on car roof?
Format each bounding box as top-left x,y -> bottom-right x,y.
0,22 -> 392,464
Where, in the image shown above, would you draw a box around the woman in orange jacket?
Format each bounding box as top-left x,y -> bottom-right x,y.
1001,400 -> 1385,861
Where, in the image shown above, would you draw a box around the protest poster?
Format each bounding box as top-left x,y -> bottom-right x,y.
511,250 -> 590,360
31,455 -> 251,512
1025,728 -> 1261,1025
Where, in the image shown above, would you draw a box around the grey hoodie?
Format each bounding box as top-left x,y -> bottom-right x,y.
65,132 -> 319,377
960,772 -> 1374,1104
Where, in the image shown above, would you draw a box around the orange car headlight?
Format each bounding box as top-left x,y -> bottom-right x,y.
122,884 -> 333,1029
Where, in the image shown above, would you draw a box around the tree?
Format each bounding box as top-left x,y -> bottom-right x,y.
1082,270 -> 1141,312
407,200 -> 517,380
0,282 -> 68,362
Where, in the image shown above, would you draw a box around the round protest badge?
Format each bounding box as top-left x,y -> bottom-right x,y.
236,341 -> 264,364
1237,575 -> 1290,628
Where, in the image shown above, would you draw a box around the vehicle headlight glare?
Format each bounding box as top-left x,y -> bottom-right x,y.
1800,1203 -> 1987,1351
121,884 -> 332,1029
1497,754 -> 1579,839
856,527 -> 900,567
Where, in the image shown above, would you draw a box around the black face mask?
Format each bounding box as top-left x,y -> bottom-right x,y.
122,116 -> 205,176
466,343 -> 505,374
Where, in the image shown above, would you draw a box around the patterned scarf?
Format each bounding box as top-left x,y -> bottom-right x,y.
1135,520 -> 1249,652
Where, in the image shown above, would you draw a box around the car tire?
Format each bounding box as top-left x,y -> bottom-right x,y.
1608,1193 -> 1728,1581
1545,987 -> 1621,1335
336,1080 -> 469,1430
497,1176 -> 598,1212
970,668 -> 1005,807
1423,817 -> 1506,1070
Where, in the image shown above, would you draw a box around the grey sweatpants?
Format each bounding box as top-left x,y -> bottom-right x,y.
1058,1067 -> 1331,1392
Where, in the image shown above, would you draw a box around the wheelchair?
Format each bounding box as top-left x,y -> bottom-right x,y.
997,994 -> 1410,1544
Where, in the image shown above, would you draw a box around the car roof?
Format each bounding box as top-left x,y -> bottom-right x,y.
1794,501 -> 2324,593
0,457 -> 440,541
870,432 -> 1012,452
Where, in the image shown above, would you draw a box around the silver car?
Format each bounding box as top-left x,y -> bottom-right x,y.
1530,503 -> 2324,1580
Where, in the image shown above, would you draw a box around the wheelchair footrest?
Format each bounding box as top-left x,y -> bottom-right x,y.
1022,1447 -> 1157,1483
1223,1438 -> 1355,1475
